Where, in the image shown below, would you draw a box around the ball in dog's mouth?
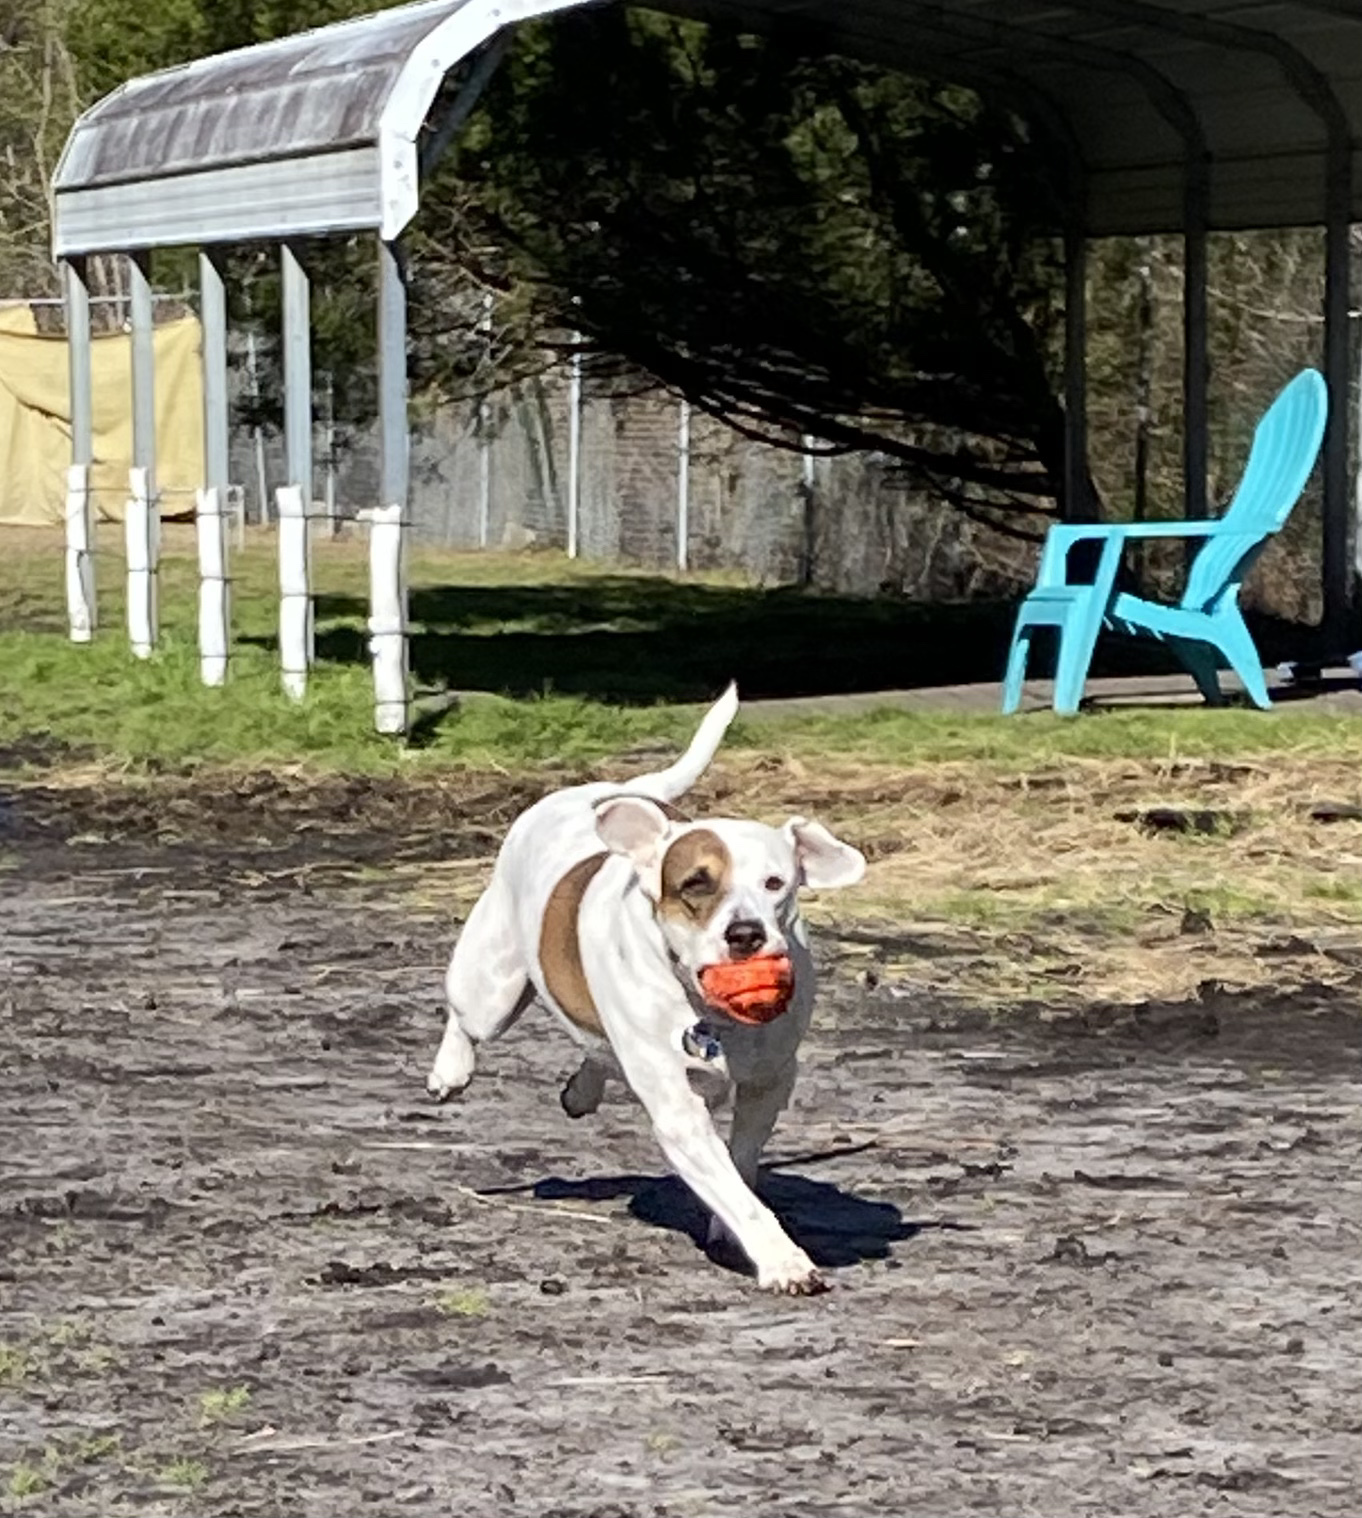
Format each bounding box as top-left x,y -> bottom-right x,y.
698,954 -> 794,1024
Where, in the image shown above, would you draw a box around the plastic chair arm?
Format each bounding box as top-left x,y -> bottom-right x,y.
1036,520 -> 1224,586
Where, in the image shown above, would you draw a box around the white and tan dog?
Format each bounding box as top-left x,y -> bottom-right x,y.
426,684 -> 865,1294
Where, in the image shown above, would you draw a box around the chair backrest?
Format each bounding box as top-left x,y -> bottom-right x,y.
1182,368 -> 1329,612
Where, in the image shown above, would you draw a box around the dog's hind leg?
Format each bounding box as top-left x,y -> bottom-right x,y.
726,1060 -> 799,1188
428,875 -> 531,1101
559,1055 -> 608,1119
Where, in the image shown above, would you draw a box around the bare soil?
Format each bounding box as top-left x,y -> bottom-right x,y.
2,771 -> 1360,1517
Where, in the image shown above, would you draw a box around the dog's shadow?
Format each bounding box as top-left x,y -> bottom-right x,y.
481,1148 -> 952,1273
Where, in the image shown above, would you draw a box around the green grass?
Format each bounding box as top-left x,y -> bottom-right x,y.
434,1285 -> 490,1318
43,1319 -> 92,1349
4,1434 -> 122,1504
4,530 -> 1361,774
750,703 -> 1362,767
6,1462 -> 49,1500
1302,876 -> 1362,904
71,1434 -> 121,1463
918,891 -> 1152,934
0,1343 -> 33,1386
157,1457 -> 208,1490
197,1385 -> 251,1424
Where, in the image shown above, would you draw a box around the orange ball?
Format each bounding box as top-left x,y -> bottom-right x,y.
698,954 -> 794,1024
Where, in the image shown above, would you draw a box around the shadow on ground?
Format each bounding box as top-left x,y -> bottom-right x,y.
238,575 -> 1320,706
483,1165 -> 937,1272
308,581 -> 1014,703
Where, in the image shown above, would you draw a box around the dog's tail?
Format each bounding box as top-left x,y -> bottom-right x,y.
631,682 -> 739,802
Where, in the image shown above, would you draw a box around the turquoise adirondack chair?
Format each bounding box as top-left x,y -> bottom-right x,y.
1002,368 -> 1329,714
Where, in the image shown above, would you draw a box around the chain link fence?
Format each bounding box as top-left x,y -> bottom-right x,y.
228,356 -> 1018,601
11,266 -> 1347,613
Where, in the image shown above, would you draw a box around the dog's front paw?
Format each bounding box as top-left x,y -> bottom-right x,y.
756,1250 -> 831,1297
426,1068 -> 462,1102
427,1028 -> 476,1101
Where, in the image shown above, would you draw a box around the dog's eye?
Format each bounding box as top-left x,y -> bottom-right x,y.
680,870 -> 714,895
764,875 -> 785,893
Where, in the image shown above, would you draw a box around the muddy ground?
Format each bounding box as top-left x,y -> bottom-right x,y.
2,772 -> 1361,1517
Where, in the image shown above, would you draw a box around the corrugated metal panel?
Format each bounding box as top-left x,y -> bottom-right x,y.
53,148 -> 386,254
50,0 -> 591,253
1087,150 -> 1338,236
55,0 -> 469,191
668,0 -> 1362,229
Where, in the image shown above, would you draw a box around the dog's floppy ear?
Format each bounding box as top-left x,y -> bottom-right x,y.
595,796 -> 673,874
783,816 -> 866,890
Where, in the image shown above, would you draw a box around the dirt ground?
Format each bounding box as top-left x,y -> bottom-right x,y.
3,769 -> 1361,1517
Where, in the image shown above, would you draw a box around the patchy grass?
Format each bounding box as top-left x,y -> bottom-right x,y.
5,524 -> 1362,776
197,1386 -> 251,1425
4,1433 -> 123,1504
6,1461 -> 49,1500
71,1433 -> 122,1463
0,1317 -> 117,1393
759,703 -> 1362,769
0,1344 -> 33,1387
0,529 -> 754,771
434,1286 -> 490,1318
157,1456 -> 209,1490
43,1319 -> 92,1350
8,523 -> 1362,1012
380,741 -> 1362,1011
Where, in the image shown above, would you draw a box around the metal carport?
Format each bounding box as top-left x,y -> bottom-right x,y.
49,0 -> 1362,728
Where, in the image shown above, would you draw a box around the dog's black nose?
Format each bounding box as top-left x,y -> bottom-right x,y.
724,918 -> 767,959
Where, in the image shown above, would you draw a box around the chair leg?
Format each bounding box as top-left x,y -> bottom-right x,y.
1213,610 -> 1271,709
1002,621 -> 1032,714
1170,637 -> 1225,706
1053,616 -> 1102,715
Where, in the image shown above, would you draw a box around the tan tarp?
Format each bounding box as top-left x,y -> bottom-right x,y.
0,310 -> 204,525
0,306 -> 39,334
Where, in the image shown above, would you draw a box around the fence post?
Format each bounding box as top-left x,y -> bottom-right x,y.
125,466 -> 158,658
323,370 -> 339,537
677,397 -> 691,572
63,258 -> 95,641
567,340 -> 582,558
245,326 -> 270,525
64,464 -> 95,643
477,291 -> 493,549
478,400 -> 492,549
276,485 -> 311,700
196,486 -> 229,686
368,504 -> 409,735
227,484 -> 246,553
799,433 -> 817,587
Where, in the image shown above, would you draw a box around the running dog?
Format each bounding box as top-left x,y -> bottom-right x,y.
426,684 -> 865,1293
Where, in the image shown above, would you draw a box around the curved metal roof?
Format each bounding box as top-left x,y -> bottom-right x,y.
51,0 -> 1362,255
52,0 -> 590,254
676,0 -> 1362,236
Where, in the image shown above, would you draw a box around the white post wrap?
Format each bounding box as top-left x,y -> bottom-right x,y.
368,503 -> 409,735
276,484 -> 311,701
125,466 -> 158,658
64,464 -> 95,642
195,486 -> 229,687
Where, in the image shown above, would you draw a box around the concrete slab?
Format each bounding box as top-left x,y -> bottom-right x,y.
739,667 -> 1362,720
